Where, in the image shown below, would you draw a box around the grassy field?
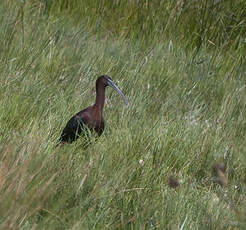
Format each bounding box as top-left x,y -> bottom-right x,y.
0,1 -> 246,229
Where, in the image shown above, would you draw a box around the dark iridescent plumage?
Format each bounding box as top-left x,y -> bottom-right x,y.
58,75 -> 127,144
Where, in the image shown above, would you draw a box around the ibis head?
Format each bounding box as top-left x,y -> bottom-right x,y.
96,75 -> 127,105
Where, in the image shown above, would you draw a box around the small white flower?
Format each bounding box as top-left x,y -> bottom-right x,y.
139,159 -> 144,166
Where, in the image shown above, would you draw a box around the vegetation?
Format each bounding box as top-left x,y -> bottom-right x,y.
0,0 -> 245,229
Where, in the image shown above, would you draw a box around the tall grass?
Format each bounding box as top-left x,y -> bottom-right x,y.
47,0 -> 246,51
0,1 -> 246,229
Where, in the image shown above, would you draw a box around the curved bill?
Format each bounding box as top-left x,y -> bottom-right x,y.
106,78 -> 128,105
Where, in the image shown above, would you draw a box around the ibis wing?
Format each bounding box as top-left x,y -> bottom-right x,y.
59,115 -> 86,143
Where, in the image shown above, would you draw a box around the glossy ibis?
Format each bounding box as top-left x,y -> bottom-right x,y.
58,75 -> 127,144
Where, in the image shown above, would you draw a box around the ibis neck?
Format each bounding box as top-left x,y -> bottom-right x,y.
94,84 -> 105,111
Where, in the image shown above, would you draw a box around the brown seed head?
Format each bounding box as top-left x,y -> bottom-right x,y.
212,162 -> 228,186
168,175 -> 180,189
